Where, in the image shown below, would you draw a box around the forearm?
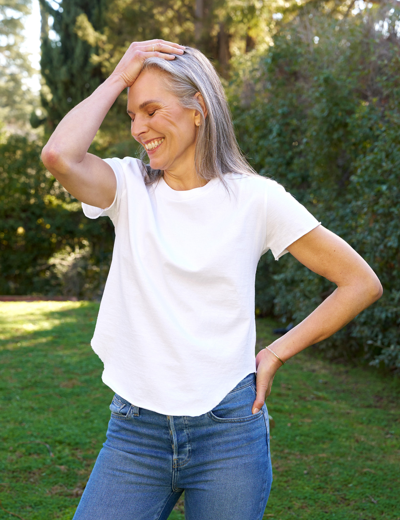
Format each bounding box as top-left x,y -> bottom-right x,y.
252,227 -> 383,411
267,282 -> 381,365
42,74 -> 125,170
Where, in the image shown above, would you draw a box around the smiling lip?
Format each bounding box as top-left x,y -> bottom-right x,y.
143,137 -> 165,154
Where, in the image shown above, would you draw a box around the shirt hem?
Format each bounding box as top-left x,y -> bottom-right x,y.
100,364 -> 257,417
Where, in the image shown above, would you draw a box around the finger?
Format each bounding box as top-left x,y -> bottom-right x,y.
147,42 -> 185,55
252,392 -> 266,414
252,377 -> 272,414
146,39 -> 186,50
152,51 -> 180,61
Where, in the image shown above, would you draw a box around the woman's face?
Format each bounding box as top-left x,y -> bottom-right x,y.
127,69 -> 201,175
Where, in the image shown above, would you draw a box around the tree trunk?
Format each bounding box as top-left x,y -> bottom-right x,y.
195,0 -> 204,44
218,21 -> 230,78
39,0 -> 49,40
245,31 -> 256,53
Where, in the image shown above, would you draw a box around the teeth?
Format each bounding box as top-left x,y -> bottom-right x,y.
144,138 -> 164,151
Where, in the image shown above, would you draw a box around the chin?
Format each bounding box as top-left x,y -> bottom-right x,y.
149,160 -> 161,170
149,158 -> 167,171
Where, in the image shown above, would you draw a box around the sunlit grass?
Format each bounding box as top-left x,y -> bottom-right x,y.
0,301 -> 94,346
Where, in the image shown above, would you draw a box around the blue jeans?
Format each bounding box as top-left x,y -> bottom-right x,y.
73,372 -> 273,520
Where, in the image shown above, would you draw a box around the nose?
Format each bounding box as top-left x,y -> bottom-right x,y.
130,116 -> 147,142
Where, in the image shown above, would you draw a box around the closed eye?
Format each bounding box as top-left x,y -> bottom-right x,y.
149,110 -> 156,116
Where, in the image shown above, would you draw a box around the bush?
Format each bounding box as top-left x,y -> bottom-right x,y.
0,134 -> 114,299
229,6 -> 400,370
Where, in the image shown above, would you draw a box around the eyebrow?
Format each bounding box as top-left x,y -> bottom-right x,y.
127,99 -> 162,115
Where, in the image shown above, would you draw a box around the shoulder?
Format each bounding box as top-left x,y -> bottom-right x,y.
224,172 -> 287,195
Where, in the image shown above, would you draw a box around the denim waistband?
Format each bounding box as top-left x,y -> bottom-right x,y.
112,372 -> 257,414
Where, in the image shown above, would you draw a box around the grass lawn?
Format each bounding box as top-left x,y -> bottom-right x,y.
0,301 -> 399,519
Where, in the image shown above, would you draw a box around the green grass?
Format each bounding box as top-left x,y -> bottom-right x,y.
0,302 -> 399,519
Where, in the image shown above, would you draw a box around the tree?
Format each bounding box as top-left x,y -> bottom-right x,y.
38,0 -> 108,133
86,0 -> 283,81
0,0 -> 38,131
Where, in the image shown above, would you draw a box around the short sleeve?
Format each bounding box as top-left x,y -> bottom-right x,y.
264,179 -> 321,260
81,158 -> 124,224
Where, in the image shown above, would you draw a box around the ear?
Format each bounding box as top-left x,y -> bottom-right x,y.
194,92 -> 208,127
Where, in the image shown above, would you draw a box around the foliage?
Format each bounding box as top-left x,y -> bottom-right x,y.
90,0 -> 276,74
0,304 -> 399,519
0,0 -> 38,130
38,0 -> 108,133
229,4 -> 400,369
0,134 -> 114,298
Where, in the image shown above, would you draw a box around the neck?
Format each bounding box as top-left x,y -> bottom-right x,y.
163,169 -> 208,191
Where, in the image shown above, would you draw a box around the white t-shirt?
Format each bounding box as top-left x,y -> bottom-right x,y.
82,157 -> 321,416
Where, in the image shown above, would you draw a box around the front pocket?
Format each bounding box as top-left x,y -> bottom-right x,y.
207,382 -> 263,423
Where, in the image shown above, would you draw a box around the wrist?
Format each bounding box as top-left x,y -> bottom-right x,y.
263,345 -> 286,368
105,72 -> 128,94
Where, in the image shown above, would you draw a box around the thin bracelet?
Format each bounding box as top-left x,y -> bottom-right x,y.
264,346 -> 285,366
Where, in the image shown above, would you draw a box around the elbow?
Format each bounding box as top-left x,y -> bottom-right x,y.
41,145 -> 66,176
40,144 -> 60,170
41,145 -> 58,170
367,274 -> 383,304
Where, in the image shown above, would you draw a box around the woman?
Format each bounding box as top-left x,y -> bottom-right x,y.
41,40 -> 382,520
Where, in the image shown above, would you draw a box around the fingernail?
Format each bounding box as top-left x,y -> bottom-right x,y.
253,408 -> 260,414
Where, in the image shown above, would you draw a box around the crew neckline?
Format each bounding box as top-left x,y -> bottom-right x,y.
156,174 -> 220,201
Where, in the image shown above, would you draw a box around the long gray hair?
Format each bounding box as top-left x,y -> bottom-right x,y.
137,46 -> 258,187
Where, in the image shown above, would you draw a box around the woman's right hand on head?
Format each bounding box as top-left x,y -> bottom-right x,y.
111,39 -> 185,89
41,40 -> 185,208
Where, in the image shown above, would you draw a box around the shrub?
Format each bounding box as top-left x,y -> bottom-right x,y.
0,134 -> 114,299
229,7 -> 400,370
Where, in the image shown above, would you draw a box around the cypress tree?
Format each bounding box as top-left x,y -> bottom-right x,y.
38,0 -> 107,132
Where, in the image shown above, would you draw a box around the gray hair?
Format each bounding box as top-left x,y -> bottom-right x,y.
137,46 -> 258,189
